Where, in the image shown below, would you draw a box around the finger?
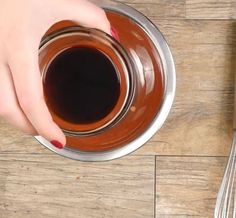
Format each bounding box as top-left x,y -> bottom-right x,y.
7,42 -> 66,148
0,63 -> 36,135
56,0 -> 111,34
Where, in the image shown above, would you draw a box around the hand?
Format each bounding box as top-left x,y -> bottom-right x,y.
0,0 -> 110,148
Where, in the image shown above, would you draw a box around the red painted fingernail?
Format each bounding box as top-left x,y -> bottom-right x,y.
50,140 -> 64,149
110,26 -> 119,41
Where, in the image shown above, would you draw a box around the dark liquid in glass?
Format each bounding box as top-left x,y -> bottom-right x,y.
44,47 -> 120,124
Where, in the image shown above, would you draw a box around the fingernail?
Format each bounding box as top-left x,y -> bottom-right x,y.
50,140 -> 64,149
110,26 -> 119,41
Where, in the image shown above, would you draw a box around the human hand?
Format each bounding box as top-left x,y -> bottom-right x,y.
0,0 -> 110,148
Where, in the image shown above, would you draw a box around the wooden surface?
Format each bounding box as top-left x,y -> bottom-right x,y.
0,0 -> 235,217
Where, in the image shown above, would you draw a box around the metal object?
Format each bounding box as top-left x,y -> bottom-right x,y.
214,56 -> 236,217
215,133 -> 236,217
35,0 -> 176,161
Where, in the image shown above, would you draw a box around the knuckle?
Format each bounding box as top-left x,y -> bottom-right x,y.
97,8 -> 106,18
96,10 -> 110,30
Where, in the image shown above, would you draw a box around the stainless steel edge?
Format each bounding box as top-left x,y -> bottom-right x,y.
35,0 -> 176,161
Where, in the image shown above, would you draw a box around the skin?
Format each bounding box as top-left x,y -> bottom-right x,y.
0,0 -> 111,147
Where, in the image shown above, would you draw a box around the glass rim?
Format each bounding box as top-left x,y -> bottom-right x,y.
35,0 -> 176,161
39,26 -> 135,135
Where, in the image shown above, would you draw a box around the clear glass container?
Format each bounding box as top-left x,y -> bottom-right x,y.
35,0 -> 176,161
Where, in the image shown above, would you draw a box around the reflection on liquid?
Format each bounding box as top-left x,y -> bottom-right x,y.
131,30 -> 144,41
129,48 -> 145,87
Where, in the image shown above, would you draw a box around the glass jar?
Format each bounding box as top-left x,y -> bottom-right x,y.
35,0 -> 176,161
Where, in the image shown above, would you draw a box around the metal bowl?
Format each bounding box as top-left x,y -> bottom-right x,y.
35,0 -> 176,161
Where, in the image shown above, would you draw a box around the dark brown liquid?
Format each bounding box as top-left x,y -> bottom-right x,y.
44,47 -> 120,124
41,10 -> 164,151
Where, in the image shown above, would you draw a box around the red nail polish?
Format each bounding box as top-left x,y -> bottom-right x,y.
50,140 -> 63,149
110,26 -> 119,41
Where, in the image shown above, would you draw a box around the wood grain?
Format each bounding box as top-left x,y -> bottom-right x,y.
0,119 -> 44,154
117,0 -> 185,19
155,156 -> 226,217
0,154 -> 154,218
1,20 -> 236,157
0,1 -> 235,217
186,0 -> 236,19
136,19 -> 236,156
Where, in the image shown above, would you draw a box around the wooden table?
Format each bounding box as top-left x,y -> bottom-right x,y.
0,0 -> 236,217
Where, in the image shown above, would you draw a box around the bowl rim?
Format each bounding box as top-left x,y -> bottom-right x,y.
35,0 -> 176,161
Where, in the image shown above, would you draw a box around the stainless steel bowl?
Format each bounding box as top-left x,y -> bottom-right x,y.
35,0 -> 176,161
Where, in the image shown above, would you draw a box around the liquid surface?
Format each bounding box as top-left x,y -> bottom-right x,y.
44,47 -> 120,124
